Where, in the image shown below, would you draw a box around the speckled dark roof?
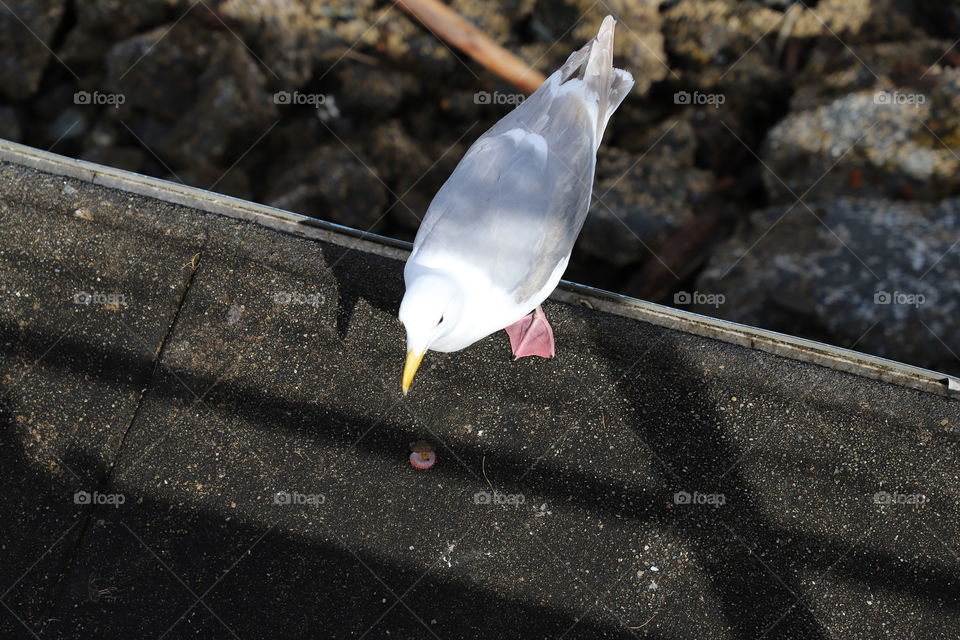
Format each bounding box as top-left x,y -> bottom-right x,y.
1,141 -> 959,639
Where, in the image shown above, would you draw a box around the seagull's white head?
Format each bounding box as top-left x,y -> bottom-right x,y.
398,269 -> 464,394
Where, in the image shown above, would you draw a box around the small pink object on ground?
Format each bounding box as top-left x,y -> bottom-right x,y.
410,451 -> 437,469
410,440 -> 437,469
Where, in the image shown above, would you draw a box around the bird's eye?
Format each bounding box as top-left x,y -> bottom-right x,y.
436,315 -> 444,326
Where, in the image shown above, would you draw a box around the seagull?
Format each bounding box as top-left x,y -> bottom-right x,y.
399,15 -> 634,394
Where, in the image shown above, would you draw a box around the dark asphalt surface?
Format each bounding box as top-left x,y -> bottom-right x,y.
1,161 -> 959,639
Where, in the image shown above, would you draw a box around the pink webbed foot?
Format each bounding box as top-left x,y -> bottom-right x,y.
504,305 -> 555,359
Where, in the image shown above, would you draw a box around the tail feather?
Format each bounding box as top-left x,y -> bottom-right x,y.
555,16 -> 635,145
603,68 -> 634,134
584,15 -> 616,140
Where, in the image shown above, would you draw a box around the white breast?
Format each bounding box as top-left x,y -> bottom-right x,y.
427,253 -> 569,353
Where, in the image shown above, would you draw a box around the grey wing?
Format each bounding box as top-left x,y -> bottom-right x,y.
413,98 -> 595,302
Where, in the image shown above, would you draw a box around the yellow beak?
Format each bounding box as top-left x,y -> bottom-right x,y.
402,349 -> 425,395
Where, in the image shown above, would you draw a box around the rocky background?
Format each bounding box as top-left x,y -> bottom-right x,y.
2,0 -> 959,374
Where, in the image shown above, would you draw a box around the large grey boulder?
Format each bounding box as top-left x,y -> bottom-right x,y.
0,0 -> 66,100
694,197 -> 960,372
103,21 -> 277,167
762,88 -> 960,203
575,119 -> 715,270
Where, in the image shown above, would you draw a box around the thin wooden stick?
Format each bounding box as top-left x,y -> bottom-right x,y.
394,0 -> 546,94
